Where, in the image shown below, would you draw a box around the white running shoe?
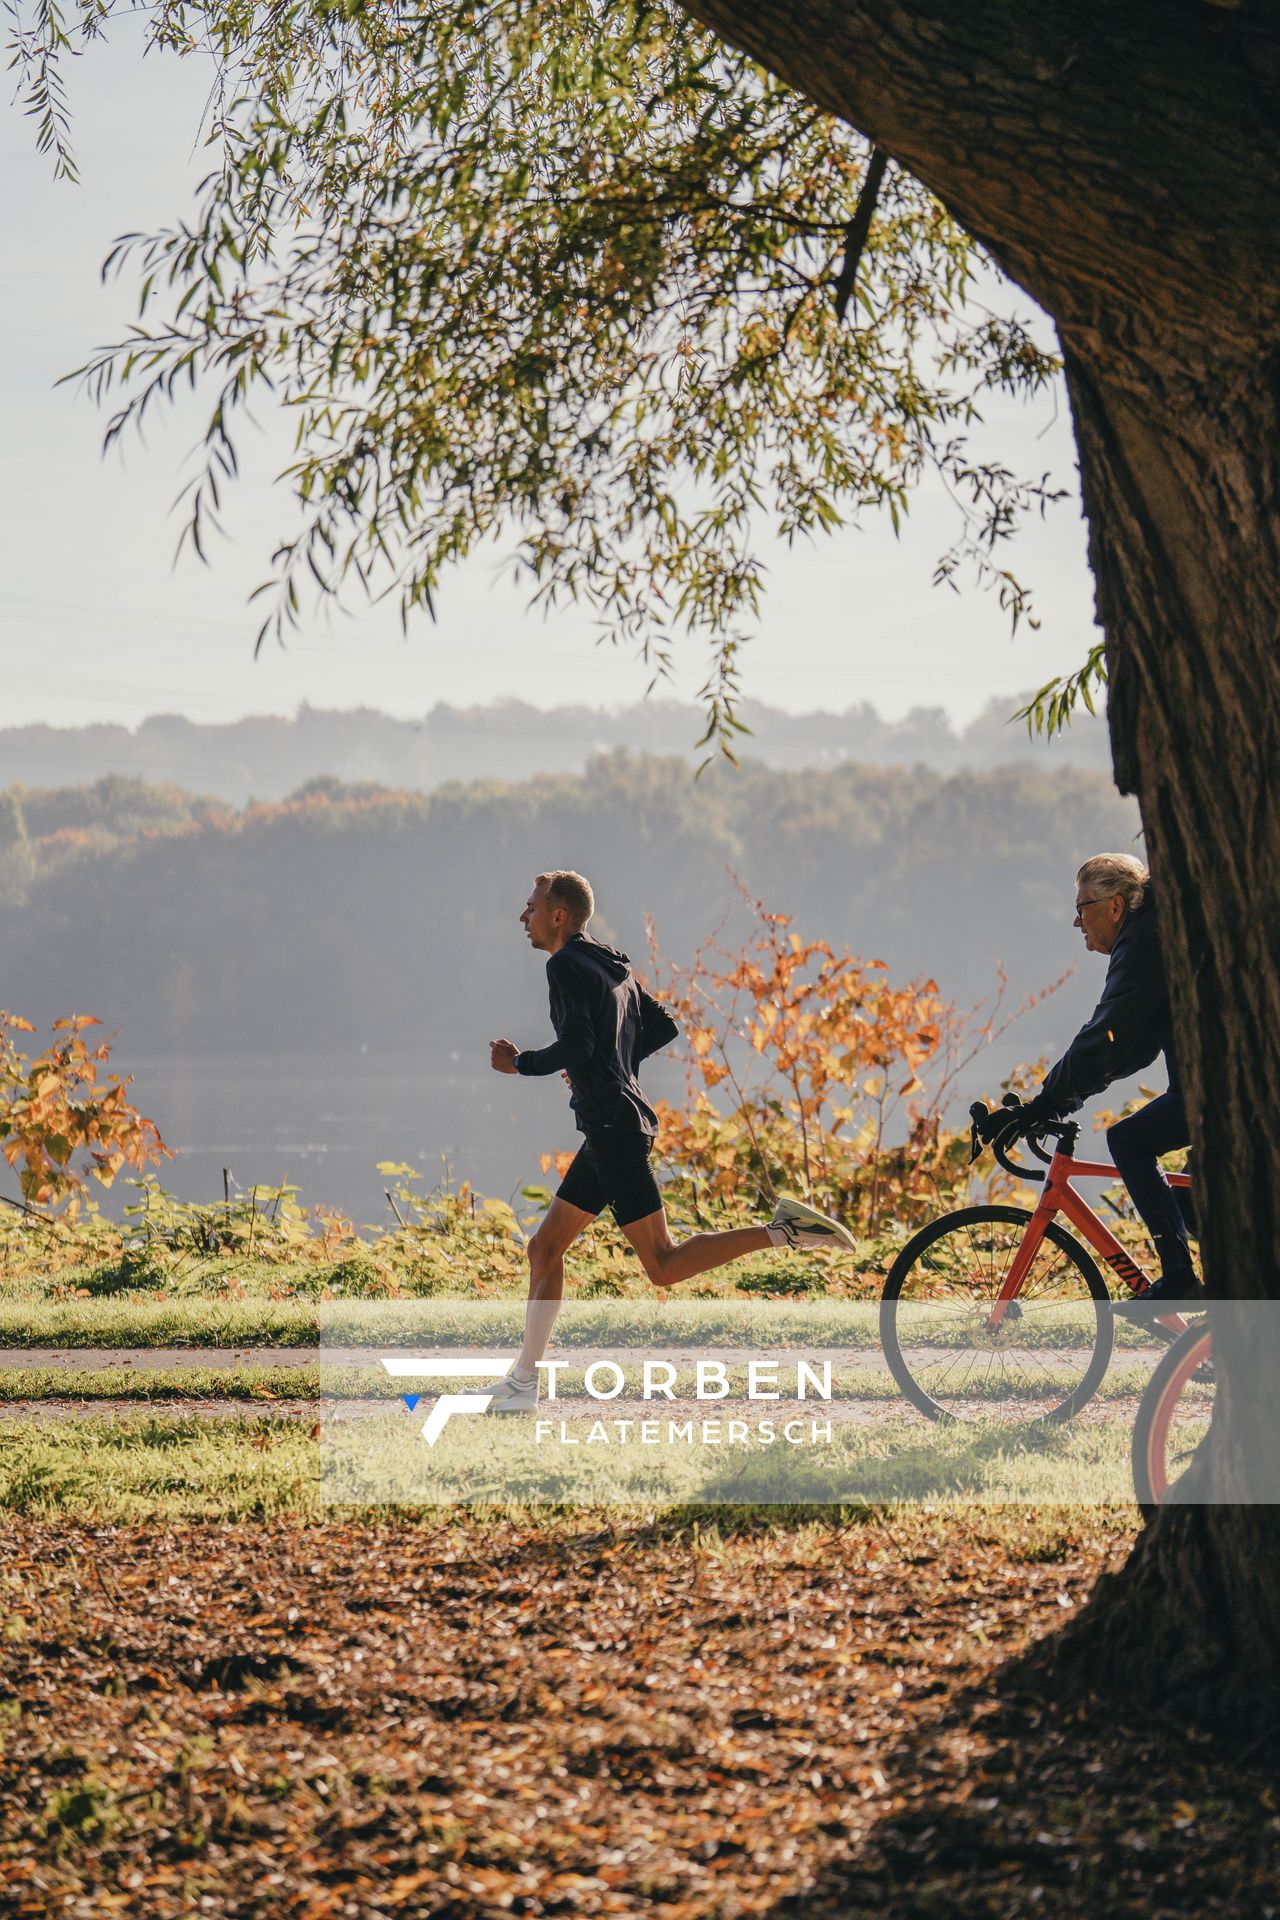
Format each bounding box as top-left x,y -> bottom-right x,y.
768,1194 -> 857,1253
486,1371 -> 539,1414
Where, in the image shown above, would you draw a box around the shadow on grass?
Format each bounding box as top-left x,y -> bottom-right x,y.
346,1418 -> 1111,1567
366,1420 -> 1091,1565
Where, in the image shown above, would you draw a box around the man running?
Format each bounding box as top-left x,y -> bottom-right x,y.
487,869 -> 854,1410
1013,852 -> 1200,1305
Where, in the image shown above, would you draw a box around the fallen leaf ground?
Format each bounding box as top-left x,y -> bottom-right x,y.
1,1512 -> 1276,1918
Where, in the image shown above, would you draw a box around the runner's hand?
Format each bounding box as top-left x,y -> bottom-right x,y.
490,1038 -> 520,1075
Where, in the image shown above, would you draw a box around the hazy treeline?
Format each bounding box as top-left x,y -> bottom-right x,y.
0,754 -> 1139,1076
0,693 -> 1111,804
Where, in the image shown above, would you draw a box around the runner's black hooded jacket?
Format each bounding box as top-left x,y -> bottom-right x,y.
515,933 -> 680,1135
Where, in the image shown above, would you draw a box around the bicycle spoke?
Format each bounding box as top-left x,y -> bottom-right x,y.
885,1207 -> 1109,1425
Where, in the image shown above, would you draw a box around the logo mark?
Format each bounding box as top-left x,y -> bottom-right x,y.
381,1357 -> 509,1445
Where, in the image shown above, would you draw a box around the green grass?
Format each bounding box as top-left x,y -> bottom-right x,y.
0,1414 -> 320,1519
0,1290 -> 1138,1345
322,1404 -> 1140,1510
0,1283 -> 1177,1354
0,1235 -> 855,1305
0,1365 -> 320,1401
0,1296 -> 321,1347
0,1400 -> 1143,1520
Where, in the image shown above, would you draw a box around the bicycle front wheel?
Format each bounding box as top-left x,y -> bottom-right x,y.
880,1204 -> 1114,1425
1131,1321 -> 1214,1514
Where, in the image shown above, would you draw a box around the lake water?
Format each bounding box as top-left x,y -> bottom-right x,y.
88,1050 -> 688,1230
23,1045 -> 1158,1239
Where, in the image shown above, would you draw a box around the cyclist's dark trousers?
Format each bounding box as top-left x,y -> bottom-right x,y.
1105,1088 -> 1195,1277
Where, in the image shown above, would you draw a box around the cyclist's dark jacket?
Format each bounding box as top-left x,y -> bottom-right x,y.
515,933 -> 680,1136
1039,891 -> 1176,1113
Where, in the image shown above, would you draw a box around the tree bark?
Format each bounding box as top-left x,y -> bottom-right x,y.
682,0 -> 1280,1719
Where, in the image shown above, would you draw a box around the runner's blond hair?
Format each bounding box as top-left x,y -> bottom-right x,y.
535,870 -> 595,927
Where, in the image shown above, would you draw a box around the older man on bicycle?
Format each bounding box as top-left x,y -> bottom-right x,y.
1013,852 -> 1202,1306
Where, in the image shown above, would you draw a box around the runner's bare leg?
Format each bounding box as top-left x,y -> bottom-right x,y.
622,1208 -> 771,1289
515,1196 -> 595,1376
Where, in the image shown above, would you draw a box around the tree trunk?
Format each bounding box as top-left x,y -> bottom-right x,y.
682,0 -> 1280,1720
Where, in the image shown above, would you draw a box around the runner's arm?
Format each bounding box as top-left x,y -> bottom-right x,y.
635,988 -> 680,1063
514,967 -> 597,1077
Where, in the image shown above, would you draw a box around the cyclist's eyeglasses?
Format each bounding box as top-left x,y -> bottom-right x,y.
1074,891 -> 1119,916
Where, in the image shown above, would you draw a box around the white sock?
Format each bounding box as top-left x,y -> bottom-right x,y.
510,1365 -> 537,1384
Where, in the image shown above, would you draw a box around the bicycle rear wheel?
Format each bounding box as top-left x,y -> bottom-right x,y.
880,1204 -> 1114,1425
1131,1321 -> 1214,1514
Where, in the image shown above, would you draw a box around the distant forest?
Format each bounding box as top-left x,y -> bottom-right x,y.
0,754 -> 1139,1081
0,693 -> 1111,805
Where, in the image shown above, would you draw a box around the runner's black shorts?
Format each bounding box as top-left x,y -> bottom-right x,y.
556,1131 -> 661,1227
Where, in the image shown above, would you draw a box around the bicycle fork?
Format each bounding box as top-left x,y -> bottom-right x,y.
985,1192 -> 1057,1333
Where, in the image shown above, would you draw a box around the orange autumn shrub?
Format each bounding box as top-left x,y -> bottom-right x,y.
647,885 -> 1055,1236
0,1013 -> 170,1221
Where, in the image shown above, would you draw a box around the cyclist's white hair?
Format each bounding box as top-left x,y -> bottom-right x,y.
1076,852 -> 1150,913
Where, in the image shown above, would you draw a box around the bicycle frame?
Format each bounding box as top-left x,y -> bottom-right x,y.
987,1144 -> 1191,1332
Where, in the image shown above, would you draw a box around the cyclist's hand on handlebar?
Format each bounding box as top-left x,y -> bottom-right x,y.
968,1100 -> 1022,1163
969,1098 -> 1055,1181
1015,1090 -> 1072,1135
974,1091 -> 1067,1139
970,1099 -> 1022,1144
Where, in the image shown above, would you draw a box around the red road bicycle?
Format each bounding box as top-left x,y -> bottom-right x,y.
880,1096 -> 1198,1425
1130,1320 -> 1215,1511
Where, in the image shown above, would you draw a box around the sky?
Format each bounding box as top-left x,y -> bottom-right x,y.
2,22 -> 1104,731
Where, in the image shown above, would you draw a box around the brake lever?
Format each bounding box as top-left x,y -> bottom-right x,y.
967,1102 -> 989,1165
989,1112 -> 1047,1184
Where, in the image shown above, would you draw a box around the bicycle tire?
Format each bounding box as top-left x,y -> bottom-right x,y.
880,1204 -> 1114,1425
1131,1320 -> 1214,1515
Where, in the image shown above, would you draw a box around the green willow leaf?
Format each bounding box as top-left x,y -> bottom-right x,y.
12,0 -> 1070,755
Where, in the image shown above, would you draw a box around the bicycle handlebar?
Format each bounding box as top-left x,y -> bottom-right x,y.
968,1096 -> 1072,1184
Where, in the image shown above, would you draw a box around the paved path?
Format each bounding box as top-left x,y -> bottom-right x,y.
0,1343 -> 1160,1431
0,1344 -> 1161,1372
0,1393 -> 1144,1428
0,1398 -> 322,1423
0,1347 -> 319,1371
